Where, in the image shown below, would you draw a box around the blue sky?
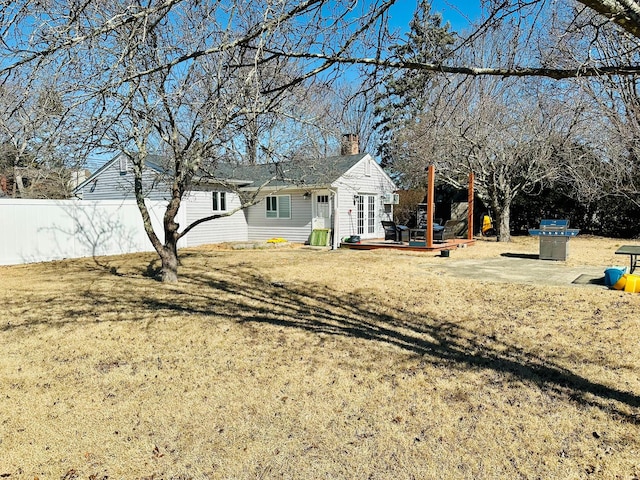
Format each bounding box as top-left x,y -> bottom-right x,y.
388,0 -> 483,35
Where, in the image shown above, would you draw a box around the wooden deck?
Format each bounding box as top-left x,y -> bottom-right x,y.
340,238 -> 476,252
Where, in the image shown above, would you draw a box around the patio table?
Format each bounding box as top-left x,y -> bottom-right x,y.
615,245 -> 640,274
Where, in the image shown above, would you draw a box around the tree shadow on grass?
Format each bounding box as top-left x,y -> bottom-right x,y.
4,259 -> 638,423
164,267 -> 640,424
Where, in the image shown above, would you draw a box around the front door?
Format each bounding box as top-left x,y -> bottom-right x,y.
355,194 -> 376,238
312,193 -> 332,229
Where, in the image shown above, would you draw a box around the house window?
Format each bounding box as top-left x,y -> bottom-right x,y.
316,195 -> 330,218
212,191 -> 226,211
118,156 -> 128,174
266,195 -> 291,219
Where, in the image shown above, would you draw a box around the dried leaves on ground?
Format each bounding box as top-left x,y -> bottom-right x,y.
1,236 -> 639,479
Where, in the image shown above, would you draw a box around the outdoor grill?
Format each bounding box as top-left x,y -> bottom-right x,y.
528,219 -> 580,261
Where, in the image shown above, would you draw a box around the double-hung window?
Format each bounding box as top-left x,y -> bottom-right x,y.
266,195 -> 291,219
212,191 -> 226,212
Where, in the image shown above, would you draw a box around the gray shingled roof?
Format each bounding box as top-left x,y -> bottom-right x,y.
200,153 -> 367,189
75,152 -> 368,193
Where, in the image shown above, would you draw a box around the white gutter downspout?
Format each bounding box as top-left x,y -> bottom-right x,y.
329,187 -> 339,250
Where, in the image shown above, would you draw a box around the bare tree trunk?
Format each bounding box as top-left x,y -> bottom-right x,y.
14,167 -> 25,197
494,201 -> 512,242
159,243 -> 179,283
134,194 -> 181,283
131,153 -> 182,282
160,197 -> 182,283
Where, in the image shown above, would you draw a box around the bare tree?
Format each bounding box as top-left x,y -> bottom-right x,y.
4,0 -> 639,269
279,82 -> 381,158
254,1 -> 640,79
527,0 -> 640,39
566,76 -> 640,207
5,0 -> 640,83
2,0 -> 395,281
85,1 -> 314,281
390,78 -> 571,241
0,80 -> 74,198
382,12 -> 599,241
329,84 -> 380,156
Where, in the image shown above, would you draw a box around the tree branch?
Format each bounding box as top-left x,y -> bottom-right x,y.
262,49 -> 640,79
576,0 -> 640,39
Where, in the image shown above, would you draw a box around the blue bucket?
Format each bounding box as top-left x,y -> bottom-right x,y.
604,267 -> 627,288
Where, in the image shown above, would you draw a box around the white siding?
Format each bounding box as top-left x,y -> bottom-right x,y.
77,160 -> 250,247
182,190 -> 249,246
247,190 -> 313,243
78,159 -> 169,201
332,155 -> 396,242
70,153 -> 397,250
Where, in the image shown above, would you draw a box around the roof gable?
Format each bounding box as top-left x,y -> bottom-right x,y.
340,153 -> 396,189
73,154 -> 168,193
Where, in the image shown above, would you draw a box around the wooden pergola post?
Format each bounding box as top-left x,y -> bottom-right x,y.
427,165 -> 435,248
468,172 -> 474,240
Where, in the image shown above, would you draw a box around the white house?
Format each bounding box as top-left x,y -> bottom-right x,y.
74,136 -> 398,249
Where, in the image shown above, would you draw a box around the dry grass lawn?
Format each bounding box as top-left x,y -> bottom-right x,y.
1,236 -> 640,479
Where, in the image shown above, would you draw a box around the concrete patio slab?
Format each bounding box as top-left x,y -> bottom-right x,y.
418,254 -> 607,287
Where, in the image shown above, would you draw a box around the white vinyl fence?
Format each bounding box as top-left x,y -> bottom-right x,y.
0,199 -> 182,266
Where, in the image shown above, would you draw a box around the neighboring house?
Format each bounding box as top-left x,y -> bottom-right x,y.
73,135 -> 398,249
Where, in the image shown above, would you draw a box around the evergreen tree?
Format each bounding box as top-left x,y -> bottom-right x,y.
375,1 -> 455,168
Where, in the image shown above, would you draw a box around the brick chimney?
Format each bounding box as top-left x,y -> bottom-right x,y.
340,133 -> 359,156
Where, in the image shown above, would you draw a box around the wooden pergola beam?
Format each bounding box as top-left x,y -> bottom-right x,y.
426,165 -> 435,248
468,172 -> 474,240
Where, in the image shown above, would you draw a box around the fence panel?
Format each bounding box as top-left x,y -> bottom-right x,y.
0,199 -> 172,265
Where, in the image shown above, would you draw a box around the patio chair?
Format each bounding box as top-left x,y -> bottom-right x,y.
382,220 -> 409,242
433,221 -> 446,242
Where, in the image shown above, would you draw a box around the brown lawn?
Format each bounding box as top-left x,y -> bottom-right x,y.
1,236 -> 639,479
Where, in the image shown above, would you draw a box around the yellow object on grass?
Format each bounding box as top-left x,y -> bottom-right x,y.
266,238 -> 287,244
612,273 -> 640,293
624,274 -> 640,293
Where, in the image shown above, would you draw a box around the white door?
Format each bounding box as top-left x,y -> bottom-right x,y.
355,194 -> 377,238
312,193 -> 332,229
